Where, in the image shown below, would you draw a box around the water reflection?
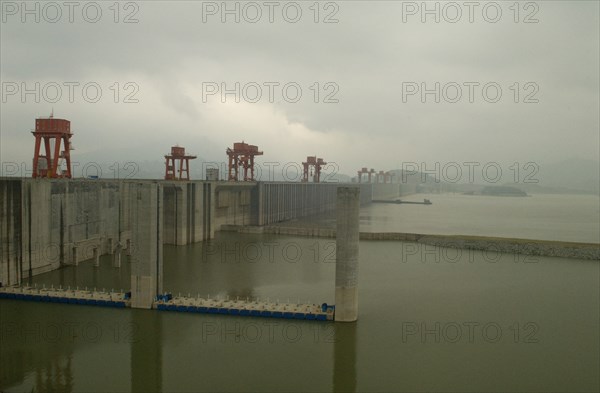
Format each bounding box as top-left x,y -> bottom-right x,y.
0,301 -> 77,393
131,310 -> 162,393
34,356 -> 74,393
3,231 -> 598,392
333,323 -> 357,393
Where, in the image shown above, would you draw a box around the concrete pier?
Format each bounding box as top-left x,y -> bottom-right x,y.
130,182 -> 163,309
335,187 -> 360,322
113,242 -> 122,268
93,247 -> 100,267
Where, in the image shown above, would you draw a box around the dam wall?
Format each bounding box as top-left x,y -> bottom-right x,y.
163,182 -> 214,245
213,183 -> 255,229
255,182 -> 371,226
0,178 -> 133,286
0,179 -> 23,287
1,178 -> 374,284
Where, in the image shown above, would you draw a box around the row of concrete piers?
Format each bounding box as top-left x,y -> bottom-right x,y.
1,178 -> 361,321
129,183 -> 360,321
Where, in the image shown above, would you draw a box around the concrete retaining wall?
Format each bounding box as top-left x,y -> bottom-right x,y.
223,225 -> 600,261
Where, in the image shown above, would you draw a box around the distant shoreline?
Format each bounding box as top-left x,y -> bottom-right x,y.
221,225 -> 600,261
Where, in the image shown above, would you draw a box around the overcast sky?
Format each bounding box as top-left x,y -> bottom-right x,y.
1,1 -> 598,180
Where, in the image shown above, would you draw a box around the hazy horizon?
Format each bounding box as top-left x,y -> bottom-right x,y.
1,1 -> 599,184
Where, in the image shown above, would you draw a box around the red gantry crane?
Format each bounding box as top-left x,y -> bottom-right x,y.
376,170 -> 395,183
302,156 -> 327,183
357,167 -> 376,183
32,113 -> 73,178
226,142 -> 263,181
164,146 -> 196,180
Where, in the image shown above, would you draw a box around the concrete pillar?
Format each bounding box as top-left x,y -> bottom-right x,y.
176,186 -> 187,245
163,185 -> 189,245
130,182 -> 163,309
335,187 -> 360,322
72,246 -> 78,266
113,242 -> 122,268
114,251 -> 122,268
93,247 -> 100,267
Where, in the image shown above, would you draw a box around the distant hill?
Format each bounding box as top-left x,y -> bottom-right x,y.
376,159 -> 600,196
481,186 -> 527,197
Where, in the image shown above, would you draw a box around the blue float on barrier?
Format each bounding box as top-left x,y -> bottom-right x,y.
155,293 -> 173,302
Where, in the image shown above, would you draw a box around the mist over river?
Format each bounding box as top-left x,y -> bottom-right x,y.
338,193 -> 598,244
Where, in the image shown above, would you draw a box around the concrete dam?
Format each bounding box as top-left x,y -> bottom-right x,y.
0,178 -> 402,287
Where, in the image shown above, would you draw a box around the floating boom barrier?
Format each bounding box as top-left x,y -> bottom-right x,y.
0,286 -> 335,321
154,294 -> 335,321
0,285 -> 130,307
